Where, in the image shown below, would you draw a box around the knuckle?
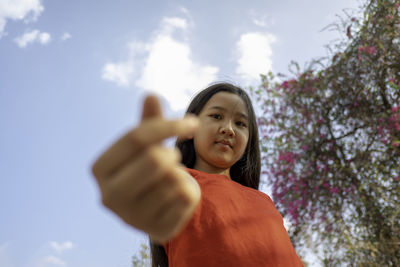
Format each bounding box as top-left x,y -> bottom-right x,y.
91,159 -> 104,179
101,192 -> 112,209
91,163 -> 99,178
100,184 -> 117,210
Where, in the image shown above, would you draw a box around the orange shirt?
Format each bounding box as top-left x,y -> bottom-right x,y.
163,168 -> 304,267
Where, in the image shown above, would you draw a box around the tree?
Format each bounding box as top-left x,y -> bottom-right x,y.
132,243 -> 151,267
254,0 -> 400,265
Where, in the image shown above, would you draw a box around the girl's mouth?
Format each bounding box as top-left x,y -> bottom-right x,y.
215,140 -> 233,149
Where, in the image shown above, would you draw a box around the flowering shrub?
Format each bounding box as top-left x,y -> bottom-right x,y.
254,0 -> 400,265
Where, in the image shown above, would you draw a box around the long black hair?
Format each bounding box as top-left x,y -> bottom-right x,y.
150,82 -> 261,267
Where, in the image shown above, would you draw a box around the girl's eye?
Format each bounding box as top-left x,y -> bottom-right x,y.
236,121 -> 247,127
209,114 -> 247,127
210,114 -> 222,119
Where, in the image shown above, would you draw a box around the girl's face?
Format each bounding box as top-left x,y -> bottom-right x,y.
193,92 -> 249,177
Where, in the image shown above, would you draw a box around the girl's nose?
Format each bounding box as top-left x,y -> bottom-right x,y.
219,122 -> 235,136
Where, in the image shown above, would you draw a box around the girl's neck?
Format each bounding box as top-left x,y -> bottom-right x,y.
193,163 -> 231,179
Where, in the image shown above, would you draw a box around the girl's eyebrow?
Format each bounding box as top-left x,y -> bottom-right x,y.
208,106 -> 248,120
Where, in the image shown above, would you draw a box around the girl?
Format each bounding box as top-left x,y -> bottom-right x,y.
92,83 -> 303,266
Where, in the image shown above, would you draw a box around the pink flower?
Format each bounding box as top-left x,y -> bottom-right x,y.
280,79 -> 298,90
329,187 -> 340,194
301,145 -> 310,151
278,152 -> 297,164
377,126 -> 383,135
288,202 -> 299,224
366,46 -> 376,55
358,45 -> 377,56
295,199 -> 304,207
281,81 -> 290,89
325,224 -> 333,232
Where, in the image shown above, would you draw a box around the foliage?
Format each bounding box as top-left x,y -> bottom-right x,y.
132,243 -> 151,267
254,0 -> 400,265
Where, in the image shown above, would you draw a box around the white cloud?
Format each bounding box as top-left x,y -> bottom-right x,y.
49,241 -> 74,254
235,32 -> 276,83
249,9 -> 274,29
178,6 -> 190,15
14,29 -> 38,47
162,17 -> 187,31
60,32 -> 71,41
14,29 -> 51,47
0,0 -> 44,38
102,62 -> 134,87
101,41 -> 147,88
38,31 -> 50,43
136,34 -> 218,111
102,13 -> 219,111
38,255 -> 66,267
252,18 -> 270,28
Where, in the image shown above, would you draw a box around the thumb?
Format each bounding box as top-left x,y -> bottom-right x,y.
141,95 -> 163,121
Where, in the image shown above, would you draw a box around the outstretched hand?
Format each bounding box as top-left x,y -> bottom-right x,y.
91,95 -> 201,243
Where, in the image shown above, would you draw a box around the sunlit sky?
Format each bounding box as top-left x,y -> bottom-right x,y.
0,0 -> 362,266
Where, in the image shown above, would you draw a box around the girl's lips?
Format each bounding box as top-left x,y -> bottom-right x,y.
215,140 -> 233,148
215,142 -> 231,150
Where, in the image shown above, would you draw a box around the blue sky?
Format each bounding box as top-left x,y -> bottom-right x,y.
0,0 -> 362,266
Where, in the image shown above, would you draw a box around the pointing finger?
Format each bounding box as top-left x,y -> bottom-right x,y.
141,95 -> 163,121
92,116 -> 199,178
